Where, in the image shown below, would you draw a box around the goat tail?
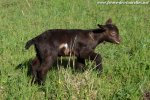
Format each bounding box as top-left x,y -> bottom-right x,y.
25,39 -> 35,49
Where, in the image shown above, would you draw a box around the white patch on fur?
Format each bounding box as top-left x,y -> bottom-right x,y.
59,43 -> 70,55
59,43 -> 68,49
64,43 -> 68,49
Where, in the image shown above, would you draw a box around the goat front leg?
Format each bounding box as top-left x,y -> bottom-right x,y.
79,48 -> 102,72
76,57 -> 85,71
89,53 -> 102,72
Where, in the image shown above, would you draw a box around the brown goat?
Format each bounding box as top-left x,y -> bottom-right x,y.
25,18 -> 121,85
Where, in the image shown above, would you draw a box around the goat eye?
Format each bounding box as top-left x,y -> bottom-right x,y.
111,32 -> 116,36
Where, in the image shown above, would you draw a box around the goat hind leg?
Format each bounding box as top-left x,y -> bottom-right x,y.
36,55 -> 57,85
31,57 -> 40,84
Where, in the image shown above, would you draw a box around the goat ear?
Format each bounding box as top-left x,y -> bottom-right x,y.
97,24 -> 104,29
105,18 -> 112,24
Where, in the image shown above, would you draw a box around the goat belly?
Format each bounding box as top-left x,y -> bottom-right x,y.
58,47 -> 69,56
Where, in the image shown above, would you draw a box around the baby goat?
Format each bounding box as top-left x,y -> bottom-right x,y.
25,18 -> 121,85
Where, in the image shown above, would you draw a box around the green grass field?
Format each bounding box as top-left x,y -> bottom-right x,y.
0,0 -> 150,99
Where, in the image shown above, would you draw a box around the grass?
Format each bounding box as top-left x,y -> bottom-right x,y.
0,0 -> 150,99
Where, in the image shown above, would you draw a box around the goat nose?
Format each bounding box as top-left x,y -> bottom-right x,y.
115,40 -> 120,44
